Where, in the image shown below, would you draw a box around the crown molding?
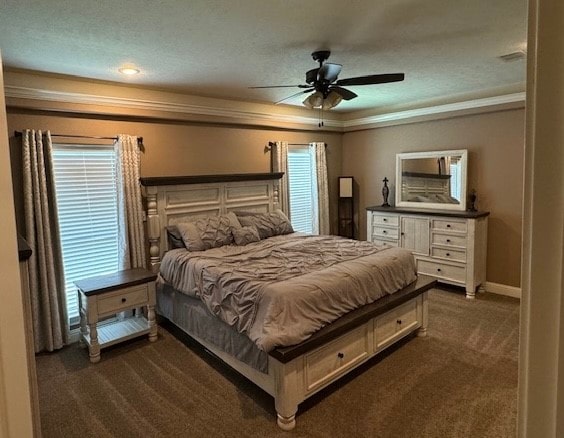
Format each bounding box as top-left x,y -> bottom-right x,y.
4,84 -> 525,130
343,92 -> 526,129
4,85 -> 342,128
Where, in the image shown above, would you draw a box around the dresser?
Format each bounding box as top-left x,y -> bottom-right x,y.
367,206 -> 489,298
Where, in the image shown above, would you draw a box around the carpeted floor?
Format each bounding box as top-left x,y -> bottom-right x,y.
36,288 -> 519,438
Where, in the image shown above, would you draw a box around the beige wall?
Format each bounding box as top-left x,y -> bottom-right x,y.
7,103 -> 524,287
7,109 -> 343,234
342,108 -> 525,287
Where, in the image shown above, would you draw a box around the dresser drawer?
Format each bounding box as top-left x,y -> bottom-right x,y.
374,298 -> 419,351
305,325 -> 369,393
97,284 -> 149,316
372,239 -> 399,248
418,259 -> 466,283
373,226 -> 399,240
432,219 -> 467,233
372,213 -> 399,227
431,247 -> 466,262
431,232 -> 467,248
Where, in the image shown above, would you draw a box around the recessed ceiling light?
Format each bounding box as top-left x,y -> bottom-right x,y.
119,66 -> 140,75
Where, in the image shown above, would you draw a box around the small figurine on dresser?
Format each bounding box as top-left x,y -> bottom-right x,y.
468,189 -> 477,212
381,177 -> 390,207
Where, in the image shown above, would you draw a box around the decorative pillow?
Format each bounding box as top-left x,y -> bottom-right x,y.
176,212 -> 241,251
235,210 -> 294,239
166,226 -> 186,249
232,225 -> 261,246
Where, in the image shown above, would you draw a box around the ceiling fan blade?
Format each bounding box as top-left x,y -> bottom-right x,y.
275,88 -> 314,105
249,84 -> 311,89
336,73 -> 405,86
305,68 -> 319,84
318,63 -> 342,83
329,86 -> 358,101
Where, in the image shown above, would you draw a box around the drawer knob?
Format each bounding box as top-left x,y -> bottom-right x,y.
447,224 -> 451,228
383,218 -> 387,222
446,253 -> 450,256
383,230 -> 387,234
396,319 -> 402,325
337,352 -> 344,359
446,239 -> 451,243
401,232 -> 405,236
437,268 -> 442,272
121,298 -> 127,303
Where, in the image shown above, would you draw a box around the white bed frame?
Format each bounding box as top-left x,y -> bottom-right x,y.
141,173 -> 432,431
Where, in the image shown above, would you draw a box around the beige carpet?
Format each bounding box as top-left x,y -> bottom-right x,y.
36,288 -> 519,438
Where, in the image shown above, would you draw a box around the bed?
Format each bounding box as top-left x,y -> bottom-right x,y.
141,173 -> 435,430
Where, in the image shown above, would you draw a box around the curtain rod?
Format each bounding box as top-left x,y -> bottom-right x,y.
266,141 -> 327,150
14,131 -> 143,146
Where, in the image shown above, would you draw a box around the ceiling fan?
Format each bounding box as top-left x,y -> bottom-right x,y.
250,50 -> 405,111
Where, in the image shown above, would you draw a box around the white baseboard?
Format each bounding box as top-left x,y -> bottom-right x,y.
484,281 -> 521,299
68,327 -> 81,344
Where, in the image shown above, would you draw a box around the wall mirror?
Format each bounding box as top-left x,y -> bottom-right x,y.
395,149 -> 468,211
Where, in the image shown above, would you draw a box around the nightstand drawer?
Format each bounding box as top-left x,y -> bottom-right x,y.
97,284 -> 148,316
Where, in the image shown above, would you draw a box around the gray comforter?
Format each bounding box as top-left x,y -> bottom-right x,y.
159,234 -> 416,352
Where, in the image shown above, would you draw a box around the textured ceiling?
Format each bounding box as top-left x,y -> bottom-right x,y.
0,0 -> 527,113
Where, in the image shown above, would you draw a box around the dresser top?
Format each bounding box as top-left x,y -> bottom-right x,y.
366,205 -> 490,219
75,268 -> 157,295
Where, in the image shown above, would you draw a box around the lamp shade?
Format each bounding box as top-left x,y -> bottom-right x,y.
303,90 -> 343,110
303,91 -> 324,109
322,91 -> 343,110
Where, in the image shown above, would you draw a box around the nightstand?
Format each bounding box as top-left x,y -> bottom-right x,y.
75,268 -> 158,363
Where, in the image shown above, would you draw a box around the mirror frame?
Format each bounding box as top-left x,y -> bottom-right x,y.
395,149 -> 468,211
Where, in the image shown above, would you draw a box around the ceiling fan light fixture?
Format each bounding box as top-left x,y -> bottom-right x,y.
303,91 -> 324,109
119,65 -> 140,75
322,91 -> 343,110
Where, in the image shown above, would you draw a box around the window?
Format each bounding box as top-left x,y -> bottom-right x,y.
52,146 -> 120,324
287,146 -> 318,234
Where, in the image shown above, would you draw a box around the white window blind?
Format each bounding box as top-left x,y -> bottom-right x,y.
52,146 -> 120,323
287,147 -> 317,234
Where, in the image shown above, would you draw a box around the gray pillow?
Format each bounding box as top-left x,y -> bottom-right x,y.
176,212 -> 241,251
166,226 -> 185,249
235,210 -> 294,239
232,225 -> 261,246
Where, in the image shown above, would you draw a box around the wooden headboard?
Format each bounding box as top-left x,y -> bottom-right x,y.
140,173 -> 283,272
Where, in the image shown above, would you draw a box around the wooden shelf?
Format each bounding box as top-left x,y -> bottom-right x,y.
83,317 -> 150,349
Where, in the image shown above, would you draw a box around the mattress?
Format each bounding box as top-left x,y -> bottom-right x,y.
158,233 -> 417,352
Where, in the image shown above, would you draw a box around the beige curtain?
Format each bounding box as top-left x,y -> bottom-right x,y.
310,142 -> 330,235
271,141 -> 290,215
116,134 -> 146,269
22,129 -> 68,352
